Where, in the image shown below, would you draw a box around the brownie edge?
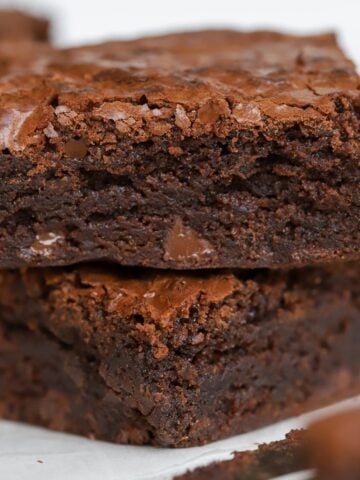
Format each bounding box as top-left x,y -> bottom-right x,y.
0,30 -> 358,270
176,408 -> 360,479
175,431 -> 306,480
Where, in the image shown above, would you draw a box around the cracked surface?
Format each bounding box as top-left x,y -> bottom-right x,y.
0,30 -> 359,269
1,262 -> 360,446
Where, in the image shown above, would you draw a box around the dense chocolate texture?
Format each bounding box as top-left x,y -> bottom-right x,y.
0,10 -> 49,41
176,431 -> 306,479
0,31 -> 359,270
307,409 -> 360,480
176,409 -> 360,478
1,263 -> 360,446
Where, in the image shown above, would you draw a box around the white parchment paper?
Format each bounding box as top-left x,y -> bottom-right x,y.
1,396 -> 359,480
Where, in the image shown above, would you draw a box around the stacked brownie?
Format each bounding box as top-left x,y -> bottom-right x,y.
0,9 -> 49,42
0,26 -> 359,447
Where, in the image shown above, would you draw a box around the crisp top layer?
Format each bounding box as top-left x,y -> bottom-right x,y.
0,30 -> 358,156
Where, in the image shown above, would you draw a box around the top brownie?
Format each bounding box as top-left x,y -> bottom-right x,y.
0,31 -> 359,269
0,10 -> 49,41
306,409 -> 360,480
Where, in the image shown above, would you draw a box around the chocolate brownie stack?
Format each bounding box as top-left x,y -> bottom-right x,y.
0,26 -> 359,447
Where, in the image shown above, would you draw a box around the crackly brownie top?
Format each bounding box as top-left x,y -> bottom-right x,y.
0,30 -> 358,157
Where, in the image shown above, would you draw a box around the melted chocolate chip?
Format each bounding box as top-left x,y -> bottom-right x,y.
163,218 -> 216,263
64,138 -> 88,158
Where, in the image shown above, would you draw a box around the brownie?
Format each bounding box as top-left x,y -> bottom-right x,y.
0,10 -> 49,41
0,31 -> 358,270
176,409 -> 360,478
175,430 -> 306,479
307,409 -> 360,480
1,262 -> 360,447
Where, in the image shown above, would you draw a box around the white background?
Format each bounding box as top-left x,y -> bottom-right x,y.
0,0 -> 359,66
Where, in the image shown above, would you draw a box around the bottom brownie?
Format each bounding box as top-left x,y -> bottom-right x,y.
0,263 -> 360,447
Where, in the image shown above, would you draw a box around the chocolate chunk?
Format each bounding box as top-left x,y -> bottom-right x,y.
63,139 -> 88,158
176,431 -> 306,479
30,232 -> 65,257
